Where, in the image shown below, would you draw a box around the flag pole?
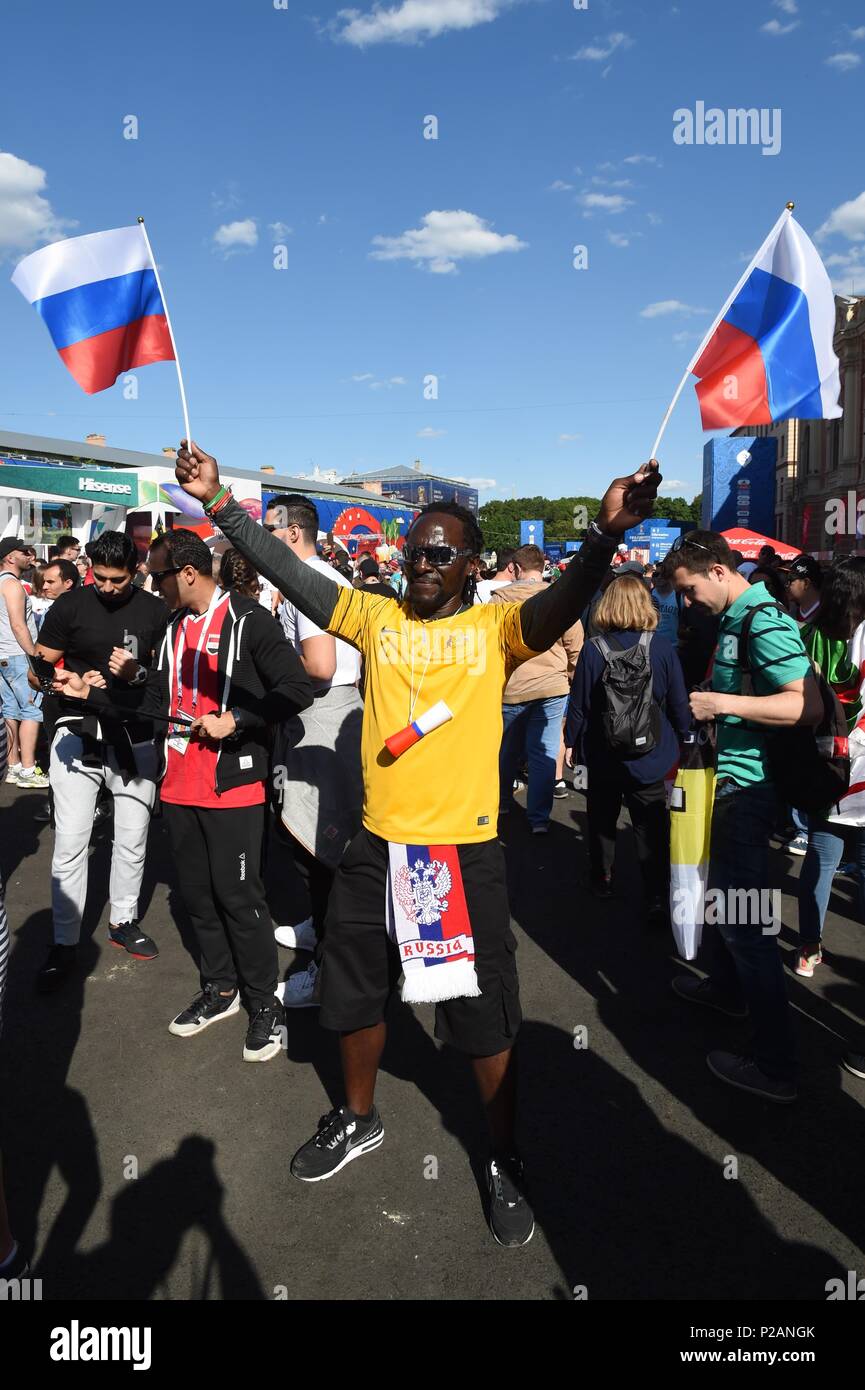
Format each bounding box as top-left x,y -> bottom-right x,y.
137,215 -> 191,451
648,203 -> 795,460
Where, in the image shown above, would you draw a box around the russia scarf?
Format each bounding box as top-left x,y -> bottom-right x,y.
386,843 -> 481,1004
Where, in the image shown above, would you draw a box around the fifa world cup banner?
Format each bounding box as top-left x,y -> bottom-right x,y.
520,520 -> 544,550
701,436 -> 776,534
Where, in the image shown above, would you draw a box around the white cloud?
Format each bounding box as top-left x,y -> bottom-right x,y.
571,31 -> 633,62
851,26 -> 865,40
0,150 -> 74,259
640,299 -> 708,318
268,221 -> 293,240
646,211 -> 663,226
817,191 -> 865,241
578,191 -> 633,215
761,18 -> 799,35
672,329 -> 704,344
370,209 -> 527,274
557,433 -> 581,443
369,375 -> 407,389
212,218 -> 258,255
823,248 -> 865,293
773,0 -> 797,12
591,175 -> 633,188
623,153 -> 660,165
659,479 -> 691,494
826,52 -> 861,70
607,230 -> 634,247
453,474 -> 497,490
331,0 -> 511,47
548,179 -> 573,191
351,372 -> 375,382
417,426 -> 446,438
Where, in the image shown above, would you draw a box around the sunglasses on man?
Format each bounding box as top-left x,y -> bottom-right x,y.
402,544 -> 474,569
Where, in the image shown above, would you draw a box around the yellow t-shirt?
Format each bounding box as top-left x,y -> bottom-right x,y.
328,587 -> 536,844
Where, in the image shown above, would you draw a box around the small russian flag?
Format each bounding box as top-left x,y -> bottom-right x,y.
385,699 -> 453,759
690,210 -> 841,430
11,225 -> 175,394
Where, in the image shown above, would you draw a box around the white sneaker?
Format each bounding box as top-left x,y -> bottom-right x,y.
274,917 -> 317,951
16,768 -> 49,789
6,764 -> 22,784
276,961 -> 319,1009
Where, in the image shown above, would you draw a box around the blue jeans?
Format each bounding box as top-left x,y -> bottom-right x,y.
798,819 -> 865,949
499,696 -> 567,829
701,778 -> 796,1081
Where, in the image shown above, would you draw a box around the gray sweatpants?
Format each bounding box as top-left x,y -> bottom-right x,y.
50,727 -> 160,945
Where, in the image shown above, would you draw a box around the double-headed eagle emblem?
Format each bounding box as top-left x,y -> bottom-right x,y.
394,858 -> 452,926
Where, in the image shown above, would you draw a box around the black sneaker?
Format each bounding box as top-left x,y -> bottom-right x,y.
553,780 -> 569,800
109,921 -> 158,960
169,983 -> 240,1037
486,1154 -> 535,1247
35,944 -> 77,994
842,1051 -> 865,1080
671,974 -> 748,1018
706,1050 -> 797,1103
290,1105 -> 384,1182
243,1001 -> 285,1063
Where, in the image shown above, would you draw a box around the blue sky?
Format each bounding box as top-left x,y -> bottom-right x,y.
1,0 -> 863,508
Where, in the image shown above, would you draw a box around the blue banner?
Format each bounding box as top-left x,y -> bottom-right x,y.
623,518 -> 683,563
701,436 -> 776,535
520,519 -> 544,550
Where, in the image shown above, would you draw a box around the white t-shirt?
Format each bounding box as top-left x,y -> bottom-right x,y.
475,577 -> 511,605
279,556 -> 360,690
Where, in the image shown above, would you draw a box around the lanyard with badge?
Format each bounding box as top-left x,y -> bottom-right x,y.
168,589 -> 226,755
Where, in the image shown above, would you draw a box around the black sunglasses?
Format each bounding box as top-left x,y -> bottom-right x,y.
403,544 -> 474,569
149,566 -> 181,585
670,533 -> 710,554
262,523 -> 280,533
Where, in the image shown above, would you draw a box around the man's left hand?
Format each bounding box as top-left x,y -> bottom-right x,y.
191,712 -> 237,741
689,690 -> 727,722
596,460 -> 662,537
108,647 -> 140,682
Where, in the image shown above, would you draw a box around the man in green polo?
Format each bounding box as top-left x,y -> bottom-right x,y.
668,530 -> 821,1103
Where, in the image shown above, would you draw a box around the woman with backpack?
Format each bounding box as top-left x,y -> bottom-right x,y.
565,573 -> 690,924
795,559 -> 865,982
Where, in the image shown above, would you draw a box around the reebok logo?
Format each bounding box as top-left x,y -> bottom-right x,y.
50,1320 -> 151,1370
239,852 -> 246,882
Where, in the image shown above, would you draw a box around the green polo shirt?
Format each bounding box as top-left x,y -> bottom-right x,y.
711,582 -> 810,786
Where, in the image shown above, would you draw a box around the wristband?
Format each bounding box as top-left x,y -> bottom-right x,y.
588,520 -> 617,544
204,486 -> 231,515
129,665 -> 147,687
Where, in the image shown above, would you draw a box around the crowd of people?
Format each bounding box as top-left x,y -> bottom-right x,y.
1,444 -> 864,1277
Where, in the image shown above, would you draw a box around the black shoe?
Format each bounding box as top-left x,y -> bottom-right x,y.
486,1154 -> 535,1248
33,802 -> 52,824
553,780 -> 569,800
842,1051 -> 865,1080
35,944 -> 77,994
706,1050 -> 797,1103
169,983 -> 240,1037
290,1105 -> 384,1182
590,874 -> 613,899
243,1001 -> 285,1063
671,974 -> 748,1018
0,1241 -> 30,1280
109,921 -> 158,960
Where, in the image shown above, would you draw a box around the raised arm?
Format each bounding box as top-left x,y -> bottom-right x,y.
174,442 -> 340,630
519,461 -> 662,652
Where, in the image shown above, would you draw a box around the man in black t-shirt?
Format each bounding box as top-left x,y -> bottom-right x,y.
34,532 -> 168,992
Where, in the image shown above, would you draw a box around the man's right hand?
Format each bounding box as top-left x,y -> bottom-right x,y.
175,440 -> 222,504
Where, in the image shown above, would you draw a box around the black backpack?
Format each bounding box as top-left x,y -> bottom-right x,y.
591,632 -> 661,759
738,601 -> 850,814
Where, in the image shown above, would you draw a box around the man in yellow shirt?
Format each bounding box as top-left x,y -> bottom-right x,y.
175,442 -> 660,1247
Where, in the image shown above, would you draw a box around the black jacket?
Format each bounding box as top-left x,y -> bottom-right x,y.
88,593 -> 314,795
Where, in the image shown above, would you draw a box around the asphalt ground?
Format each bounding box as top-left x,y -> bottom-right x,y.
1,774 -> 864,1305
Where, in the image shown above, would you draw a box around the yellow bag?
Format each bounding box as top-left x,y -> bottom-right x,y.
669,729 -> 716,960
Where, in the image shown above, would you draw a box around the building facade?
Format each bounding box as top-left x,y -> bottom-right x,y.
342,462 -> 479,515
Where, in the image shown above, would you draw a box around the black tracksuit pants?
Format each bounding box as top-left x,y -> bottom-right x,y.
164,803 -> 278,1010
587,766 -> 670,905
